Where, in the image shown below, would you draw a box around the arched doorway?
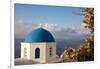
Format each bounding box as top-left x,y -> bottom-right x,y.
35,48 -> 40,58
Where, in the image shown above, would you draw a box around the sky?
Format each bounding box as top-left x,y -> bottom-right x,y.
15,3 -> 89,39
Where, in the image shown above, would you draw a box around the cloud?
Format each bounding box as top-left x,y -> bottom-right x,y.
15,20 -> 38,38
15,20 -> 59,38
15,20 -> 89,39
52,25 -> 90,39
38,23 -> 59,32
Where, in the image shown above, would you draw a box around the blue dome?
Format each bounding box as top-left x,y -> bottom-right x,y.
24,28 -> 55,43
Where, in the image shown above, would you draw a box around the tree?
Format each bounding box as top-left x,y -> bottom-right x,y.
60,8 -> 94,62
78,8 -> 94,61
82,8 -> 94,33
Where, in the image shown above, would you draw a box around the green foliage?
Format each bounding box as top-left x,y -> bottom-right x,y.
78,8 -> 94,61
77,46 -> 94,61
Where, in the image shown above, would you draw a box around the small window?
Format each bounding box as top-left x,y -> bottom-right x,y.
49,47 -> 52,56
24,48 -> 27,57
35,48 -> 40,58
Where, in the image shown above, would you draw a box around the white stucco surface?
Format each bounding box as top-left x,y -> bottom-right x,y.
21,42 -> 56,63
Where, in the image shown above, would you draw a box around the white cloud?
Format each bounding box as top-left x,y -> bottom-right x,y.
15,20 -> 59,38
38,23 -> 59,32
15,20 -> 89,39
15,20 -> 38,38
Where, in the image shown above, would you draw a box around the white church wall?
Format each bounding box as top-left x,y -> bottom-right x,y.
21,43 -> 30,59
21,42 -> 56,63
30,43 -> 47,63
46,43 -> 56,63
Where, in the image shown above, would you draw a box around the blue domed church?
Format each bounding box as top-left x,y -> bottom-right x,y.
21,28 -> 56,63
